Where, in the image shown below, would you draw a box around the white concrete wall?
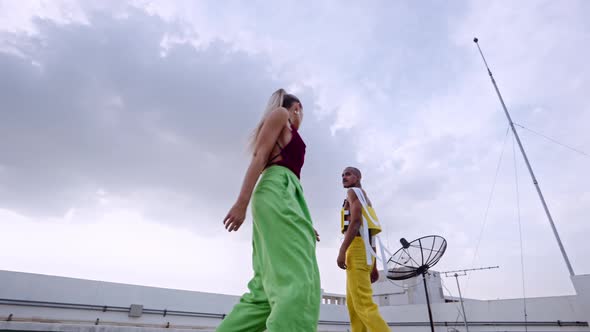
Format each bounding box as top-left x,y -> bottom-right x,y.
0,270 -> 352,331
0,270 -> 238,315
1,270 -> 588,332
573,274 -> 590,322
376,295 -> 588,332
372,270 -> 409,307
372,270 -> 447,307
405,272 -> 446,305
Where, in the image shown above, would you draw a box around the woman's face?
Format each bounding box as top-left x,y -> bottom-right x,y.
291,102 -> 303,127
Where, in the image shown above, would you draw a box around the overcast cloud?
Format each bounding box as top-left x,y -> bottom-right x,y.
1,0 -> 589,300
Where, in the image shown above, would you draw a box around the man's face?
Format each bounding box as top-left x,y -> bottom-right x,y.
342,168 -> 359,188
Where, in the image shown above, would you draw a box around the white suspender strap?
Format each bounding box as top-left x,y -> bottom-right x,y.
351,187 -> 389,268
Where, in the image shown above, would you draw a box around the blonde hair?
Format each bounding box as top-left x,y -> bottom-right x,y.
249,88 -> 286,150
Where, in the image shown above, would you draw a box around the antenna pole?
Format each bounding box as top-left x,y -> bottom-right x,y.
442,266 -> 500,332
454,273 -> 470,332
473,37 -> 575,277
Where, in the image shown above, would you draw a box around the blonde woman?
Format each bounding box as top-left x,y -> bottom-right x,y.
218,89 -> 321,331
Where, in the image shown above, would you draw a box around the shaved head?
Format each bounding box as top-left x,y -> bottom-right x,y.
342,166 -> 362,188
345,166 -> 362,179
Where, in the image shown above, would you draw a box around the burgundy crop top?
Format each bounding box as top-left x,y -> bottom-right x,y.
266,124 -> 306,178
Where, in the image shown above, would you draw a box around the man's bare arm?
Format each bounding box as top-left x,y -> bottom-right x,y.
339,189 -> 362,255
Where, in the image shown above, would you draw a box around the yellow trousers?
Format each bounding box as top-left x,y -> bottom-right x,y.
346,237 -> 390,332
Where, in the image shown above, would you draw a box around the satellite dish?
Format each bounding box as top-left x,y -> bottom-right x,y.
387,235 -> 447,332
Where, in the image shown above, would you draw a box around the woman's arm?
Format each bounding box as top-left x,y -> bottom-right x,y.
223,108 -> 289,232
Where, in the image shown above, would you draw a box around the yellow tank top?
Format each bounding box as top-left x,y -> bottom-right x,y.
340,188 -> 382,236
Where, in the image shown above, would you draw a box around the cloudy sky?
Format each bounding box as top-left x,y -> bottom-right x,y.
1,0 -> 589,302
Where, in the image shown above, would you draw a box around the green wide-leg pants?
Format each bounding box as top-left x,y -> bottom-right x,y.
216,165 -> 321,332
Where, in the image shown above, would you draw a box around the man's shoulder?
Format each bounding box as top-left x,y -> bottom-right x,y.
347,187 -> 370,198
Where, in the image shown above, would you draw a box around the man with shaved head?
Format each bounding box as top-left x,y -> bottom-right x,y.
338,166 -> 390,331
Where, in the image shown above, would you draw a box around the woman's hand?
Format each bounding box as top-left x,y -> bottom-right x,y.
223,108 -> 289,233
223,202 -> 247,232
